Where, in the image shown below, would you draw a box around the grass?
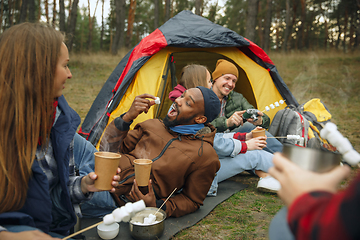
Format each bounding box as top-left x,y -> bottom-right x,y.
63,49 -> 360,240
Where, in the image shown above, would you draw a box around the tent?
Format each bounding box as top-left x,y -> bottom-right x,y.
79,10 -> 298,148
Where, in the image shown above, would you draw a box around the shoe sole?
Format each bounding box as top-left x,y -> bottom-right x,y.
257,186 -> 278,193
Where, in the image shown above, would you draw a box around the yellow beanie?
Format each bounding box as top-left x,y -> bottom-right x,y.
212,59 -> 239,80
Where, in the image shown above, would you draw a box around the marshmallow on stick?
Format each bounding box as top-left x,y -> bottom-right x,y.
320,122 -> 360,166
103,199 -> 146,225
154,97 -> 161,104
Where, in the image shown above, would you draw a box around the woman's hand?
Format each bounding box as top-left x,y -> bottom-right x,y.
81,167 -> 121,194
269,152 -> 351,206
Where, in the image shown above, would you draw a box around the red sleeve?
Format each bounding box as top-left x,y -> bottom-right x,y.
287,172 -> 360,240
233,132 -> 246,141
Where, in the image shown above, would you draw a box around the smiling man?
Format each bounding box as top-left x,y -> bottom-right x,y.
210,59 -> 283,154
85,86 -> 221,218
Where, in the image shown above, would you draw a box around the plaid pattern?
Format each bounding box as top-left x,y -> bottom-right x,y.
288,172 -> 360,240
219,95 -> 228,117
36,106 -> 91,204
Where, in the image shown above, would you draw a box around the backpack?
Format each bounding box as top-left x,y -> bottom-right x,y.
268,105 -> 310,147
269,98 -> 336,151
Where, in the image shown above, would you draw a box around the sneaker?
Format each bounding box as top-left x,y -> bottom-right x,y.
257,176 -> 281,193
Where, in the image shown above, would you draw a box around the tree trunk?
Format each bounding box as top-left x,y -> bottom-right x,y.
45,0 -> 49,23
355,0 -> 360,49
8,0 -> 13,27
52,0 -> 57,27
66,0 -> 79,52
164,0 -> 170,22
263,0 -> 272,52
38,0 -> 42,21
343,8 -> 348,52
195,0 -> 202,16
282,0 -> 290,53
257,1 -> 263,48
87,0 -> 93,51
111,0 -> 126,55
297,0 -> 306,50
0,0 -> 4,31
245,0 -> 259,42
154,0 -> 159,29
19,0 -> 28,23
28,0 -> 35,22
59,0 -> 66,32
125,0 -> 136,48
100,0 -> 104,50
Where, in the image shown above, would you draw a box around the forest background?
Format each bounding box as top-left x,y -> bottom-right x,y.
1,0 -> 360,54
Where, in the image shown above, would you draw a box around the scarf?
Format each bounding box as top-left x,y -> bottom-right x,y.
169,124 -> 205,135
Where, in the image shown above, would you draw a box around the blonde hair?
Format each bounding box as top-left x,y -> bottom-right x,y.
0,22 -> 64,213
178,64 -> 209,89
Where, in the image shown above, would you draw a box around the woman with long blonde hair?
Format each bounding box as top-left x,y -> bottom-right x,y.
0,23 -> 119,239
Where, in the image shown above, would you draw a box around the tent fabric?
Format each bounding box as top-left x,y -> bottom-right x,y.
79,10 -> 298,147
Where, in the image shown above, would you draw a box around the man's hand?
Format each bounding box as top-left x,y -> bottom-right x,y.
0,230 -> 61,240
81,167 -> 121,194
245,136 -> 267,150
247,111 -> 263,126
269,153 -> 351,206
128,179 -> 156,207
226,110 -> 246,128
123,94 -> 156,122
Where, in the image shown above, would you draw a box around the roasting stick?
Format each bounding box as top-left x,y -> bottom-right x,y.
154,188 -> 177,215
62,221 -> 103,240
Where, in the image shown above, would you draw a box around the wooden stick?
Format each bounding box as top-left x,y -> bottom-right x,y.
267,136 -> 288,139
62,221 -> 103,240
155,188 -> 177,215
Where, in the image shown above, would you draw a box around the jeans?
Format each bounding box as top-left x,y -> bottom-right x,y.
233,122 -> 283,153
268,207 -> 295,240
3,225 -> 69,238
73,133 -> 117,218
207,132 -> 274,196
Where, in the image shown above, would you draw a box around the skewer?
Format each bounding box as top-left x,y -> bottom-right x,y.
155,188 -> 177,215
62,221 -> 103,240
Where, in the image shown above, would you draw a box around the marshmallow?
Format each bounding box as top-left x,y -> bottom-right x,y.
336,138 -> 353,155
112,208 -> 123,222
103,214 -> 116,225
143,214 -> 157,225
119,206 -> 131,222
265,106 -> 270,112
125,202 -> 133,214
279,100 -> 285,104
155,97 -> 160,104
320,127 -> 330,140
275,101 -> 280,107
270,104 -> 275,109
287,135 -> 300,140
324,122 -> 337,132
343,149 -> 360,166
132,199 -> 146,212
326,131 -> 345,147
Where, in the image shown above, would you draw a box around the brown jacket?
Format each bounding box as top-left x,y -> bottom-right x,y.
100,117 -> 220,217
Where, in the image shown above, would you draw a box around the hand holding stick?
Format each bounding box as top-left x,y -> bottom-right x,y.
62,221 -> 103,240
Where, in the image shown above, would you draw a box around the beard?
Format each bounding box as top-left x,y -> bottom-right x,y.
163,115 -> 180,128
163,102 -> 198,128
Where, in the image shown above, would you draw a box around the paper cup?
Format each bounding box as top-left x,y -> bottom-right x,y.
251,128 -> 266,138
94,152 -> 121,190
133,159 -> 152,186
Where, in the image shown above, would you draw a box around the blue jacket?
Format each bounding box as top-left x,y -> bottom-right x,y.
0,95 -> 81,235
